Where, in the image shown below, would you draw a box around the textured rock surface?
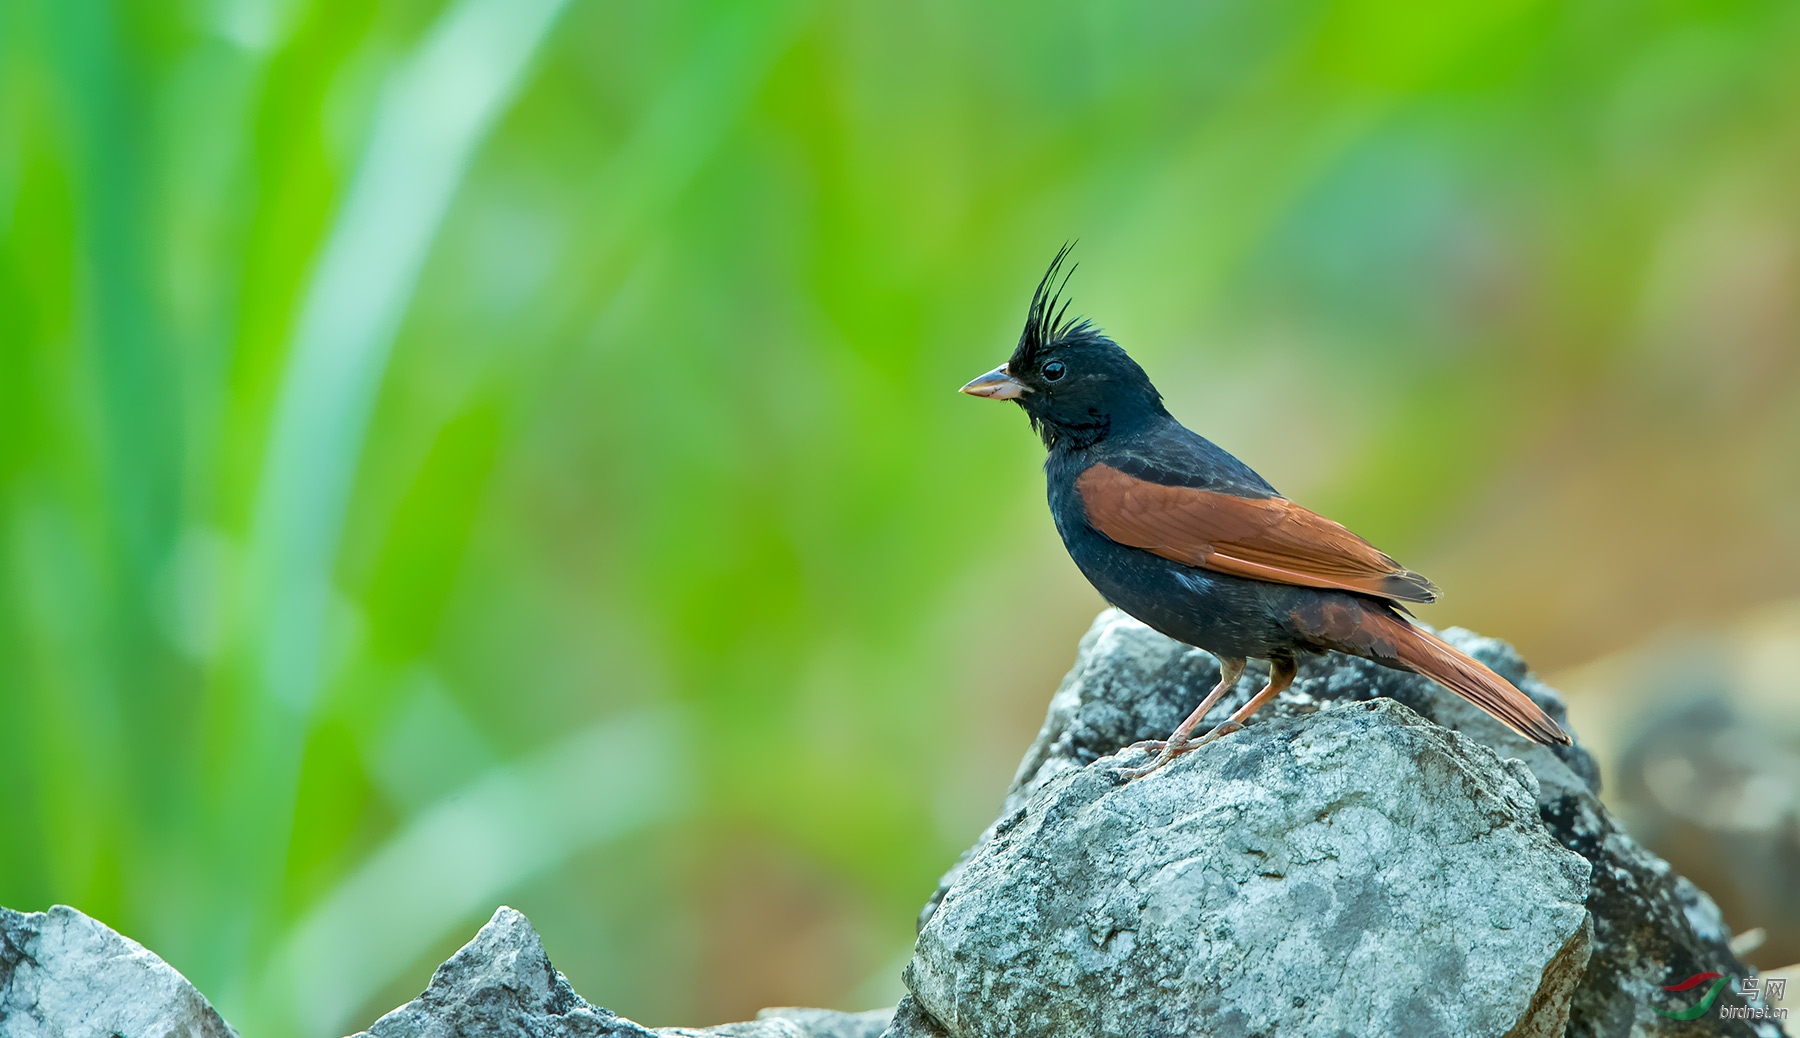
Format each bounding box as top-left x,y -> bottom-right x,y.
914,610 -> 1784,1037
0,904 -> 238,1038
0,900 -> 887,1038
352,906 -> 889,1038
876,997 -> 949,1038
350,906 -> 655,1037
740,1007 -> 894,1038
909,698 -> 1594,1037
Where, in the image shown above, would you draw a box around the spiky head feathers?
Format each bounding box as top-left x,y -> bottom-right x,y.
1008,242 -> 1095,374
1001,246 -> 1166,450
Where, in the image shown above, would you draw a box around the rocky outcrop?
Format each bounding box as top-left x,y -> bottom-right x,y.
1,612 -> 1787,1037
0,904 -> 238,1038
349,906 -> 888,1038
0,902 -> 888,1038
909,611 -> 1783,1037
877,996 -> 949,1038
908,699 -> 1594,1037
347,906 -> 652,1038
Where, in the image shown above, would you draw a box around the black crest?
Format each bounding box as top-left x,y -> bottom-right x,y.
1010,243 -> 1096,372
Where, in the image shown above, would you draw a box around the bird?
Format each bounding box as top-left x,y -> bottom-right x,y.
961,246 -> 1570,779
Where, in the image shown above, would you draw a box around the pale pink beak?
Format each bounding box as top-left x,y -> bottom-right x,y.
959,365 -> 1028,400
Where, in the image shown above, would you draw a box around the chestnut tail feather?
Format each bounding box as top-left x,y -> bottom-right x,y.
1378,615 -> 1571,747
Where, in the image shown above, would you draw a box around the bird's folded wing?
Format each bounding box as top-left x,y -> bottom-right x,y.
1077,463 -> 1440,604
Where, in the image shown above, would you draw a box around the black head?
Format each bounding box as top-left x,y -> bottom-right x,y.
961,245 -> 1167,450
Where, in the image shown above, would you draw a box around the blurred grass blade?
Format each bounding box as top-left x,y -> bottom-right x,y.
40,0 -> 179,581
248,0 -> 571,711
258,707 -> 691,1037
216,0 -> 572,1001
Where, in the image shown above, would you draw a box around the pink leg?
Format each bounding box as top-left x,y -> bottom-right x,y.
1124,656 -> 1295,780
1121,657 -> 1246,778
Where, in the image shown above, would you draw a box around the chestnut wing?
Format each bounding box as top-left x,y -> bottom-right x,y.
1076,463 -> 1439,604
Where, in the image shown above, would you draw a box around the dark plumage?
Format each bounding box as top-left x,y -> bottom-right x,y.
962,247 -> 1569,778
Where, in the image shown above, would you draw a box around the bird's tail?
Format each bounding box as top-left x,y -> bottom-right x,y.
1366,611 -> 1571,747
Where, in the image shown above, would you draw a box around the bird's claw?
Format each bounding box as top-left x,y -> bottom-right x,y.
1190,721 -> 1243,748
1119,746 -> 1183,781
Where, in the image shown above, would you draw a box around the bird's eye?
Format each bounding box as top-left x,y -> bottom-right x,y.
1042,361 -> 1066,382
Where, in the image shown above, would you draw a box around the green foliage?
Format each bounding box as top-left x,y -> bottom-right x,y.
4,0 -> 1800,1033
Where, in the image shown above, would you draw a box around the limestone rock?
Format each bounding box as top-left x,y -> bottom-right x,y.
351,906 -> 889,1038
663,1005 -> 893,1038
0,899 -> 892,1038
914,610 -> 1782,1037
876,997 -> 949,1038
742,1007 -> 893,1038
0,904 -> 238,1038
908,698 -> 1594,1037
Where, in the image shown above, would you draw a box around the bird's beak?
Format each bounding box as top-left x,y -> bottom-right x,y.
959,365 -> 1028,400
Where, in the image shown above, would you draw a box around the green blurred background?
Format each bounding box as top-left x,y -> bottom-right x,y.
4,0 -> 1799,1033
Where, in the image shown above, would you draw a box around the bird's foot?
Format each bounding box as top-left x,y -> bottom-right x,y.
1119,746 -> 1182,781
1119,722 -> 1245,781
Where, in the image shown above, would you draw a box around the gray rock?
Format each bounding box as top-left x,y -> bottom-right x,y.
0,898 -> 893,1038
908,698 -> 1594,1037
350,906 -> 657,1038
876,997 -> 949,1038
662,1006 -> 894,1038
920,612 -> 1593,931
915,610 -> 1784,1037
351,906 -> 892,1038
744,1007 -> 894,1038
0,904 -> 238,1038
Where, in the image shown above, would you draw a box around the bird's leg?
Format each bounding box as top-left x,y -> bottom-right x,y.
1129,657 -> 1246,753
1122,657 -> 1246,777
1186,654 -> 1298,750
1124,655 -> 1295,780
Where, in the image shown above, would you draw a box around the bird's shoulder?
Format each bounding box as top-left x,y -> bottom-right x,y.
1085,420 -> 1278,499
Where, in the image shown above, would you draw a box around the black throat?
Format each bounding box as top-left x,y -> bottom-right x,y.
1030,409 -> 1109,452
1033,397 -> 1170,454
